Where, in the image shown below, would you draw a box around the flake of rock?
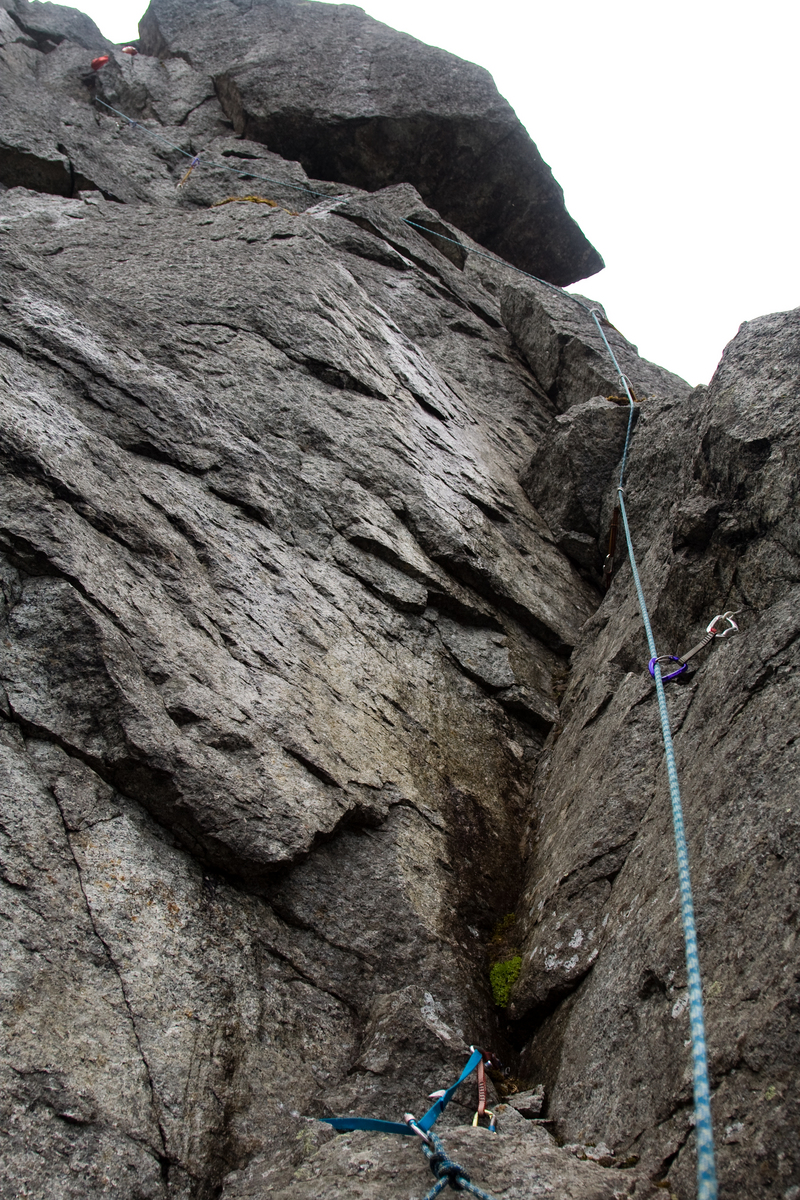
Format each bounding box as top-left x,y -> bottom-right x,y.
520,396 -> 636,572
507,1085 -> 545,1117
495,685 -> 560,732
501,279 -> 690,409
584,1142 -> 616,1167
438,617 -> 516,691
3,0 -> 113,52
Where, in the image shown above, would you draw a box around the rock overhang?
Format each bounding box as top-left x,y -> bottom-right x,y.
137,0 -> 604,285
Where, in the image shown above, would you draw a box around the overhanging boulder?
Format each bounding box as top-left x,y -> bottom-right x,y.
139,0 -> 604,285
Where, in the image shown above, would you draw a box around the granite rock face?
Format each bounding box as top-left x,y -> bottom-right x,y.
520,396 -> 635,574
511,308 -> 800,1199
0,177 -> 601,1200
223,1123 -> 661,1199
501,279 -> 690,411
0,3 -> 798,1200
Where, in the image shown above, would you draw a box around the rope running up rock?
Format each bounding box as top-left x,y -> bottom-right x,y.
86,97 -> 720,1198
590,315 -> 718,1200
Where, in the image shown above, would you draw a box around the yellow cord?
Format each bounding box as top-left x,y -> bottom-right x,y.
211,194 -> 299,215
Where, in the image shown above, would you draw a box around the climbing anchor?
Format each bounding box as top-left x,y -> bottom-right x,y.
321,1048 -> 501,1198
648,611 -> 741,681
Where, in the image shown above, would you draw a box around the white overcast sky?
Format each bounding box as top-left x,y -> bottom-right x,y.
73,0 -> 798,385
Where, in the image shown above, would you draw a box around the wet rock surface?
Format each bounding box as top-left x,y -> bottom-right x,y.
0,3 -> 798,1199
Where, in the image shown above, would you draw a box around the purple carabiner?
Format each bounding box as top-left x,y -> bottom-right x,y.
649,655 -> 688,682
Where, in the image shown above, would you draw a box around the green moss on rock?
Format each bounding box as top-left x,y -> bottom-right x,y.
489,956 -> 522,1007
490,912 -> 516,943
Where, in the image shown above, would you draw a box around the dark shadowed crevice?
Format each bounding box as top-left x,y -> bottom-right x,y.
282,745 -> 342,789
0,145 -> 74,195
0,143 -> 119,200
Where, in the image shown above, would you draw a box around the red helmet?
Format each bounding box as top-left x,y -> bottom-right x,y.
91,55 -> 110,70
121,46 -> 138,55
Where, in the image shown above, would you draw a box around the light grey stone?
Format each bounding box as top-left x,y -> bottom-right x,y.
501,279 -> 691,410
0,178 -> 587,1195
222,1125 -> 660,1199
507,1085 -> 545,1118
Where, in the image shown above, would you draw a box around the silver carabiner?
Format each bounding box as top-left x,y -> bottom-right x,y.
706,610 -> 741,638
403,1114 -> 433,1146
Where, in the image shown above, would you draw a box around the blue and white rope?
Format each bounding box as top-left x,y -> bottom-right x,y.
422,1131 -> 498,1200
591,314 -> 717,1200
89,97 -> 718,1196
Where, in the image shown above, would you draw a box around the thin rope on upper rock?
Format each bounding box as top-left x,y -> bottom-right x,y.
93,96 -> 348,201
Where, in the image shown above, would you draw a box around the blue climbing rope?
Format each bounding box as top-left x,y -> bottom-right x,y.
86,100 -> 718,1196
403,223 -> 723,1200
422,1131 -> 498,1199
403,219 -> 589,304
588,313 -> 638,487
591,313 -> 717,1200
